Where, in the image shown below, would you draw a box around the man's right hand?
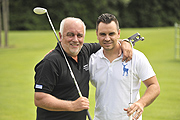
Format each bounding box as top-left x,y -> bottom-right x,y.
71,97 -> 90,111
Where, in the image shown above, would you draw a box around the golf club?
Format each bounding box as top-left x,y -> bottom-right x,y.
129,41 -> 133,120
33,7 -> 92,120
128,32 -> 144,46
125,33 -> 144,120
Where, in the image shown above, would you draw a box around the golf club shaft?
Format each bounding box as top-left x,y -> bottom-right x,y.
129,41 -> 133,120
46,11 -> 92,120
46,11 -> 83,98
46,12 -> 59,42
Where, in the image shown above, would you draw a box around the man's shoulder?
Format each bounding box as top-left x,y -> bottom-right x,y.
90,47 -> 103,58
80,43 -> 101,56
41,49 -> 63,64
133,49 -> 145,57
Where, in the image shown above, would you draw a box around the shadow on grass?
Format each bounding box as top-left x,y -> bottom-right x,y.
0,45 -> 16,49
169,59 -> 180,63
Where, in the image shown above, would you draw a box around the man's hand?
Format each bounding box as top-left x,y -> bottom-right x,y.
124,102 -> 144,120
71,97 -> 89,112
121,40 -> 133,62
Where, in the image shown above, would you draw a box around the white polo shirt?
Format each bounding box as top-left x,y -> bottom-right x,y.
89,48 -> 155,120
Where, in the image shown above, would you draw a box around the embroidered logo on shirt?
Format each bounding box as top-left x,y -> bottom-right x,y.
35,84 -> 43,89
122,63 -> 129,76
83,64 -> 89,71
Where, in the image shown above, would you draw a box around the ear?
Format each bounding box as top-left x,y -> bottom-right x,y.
118,29 -> 121,38
59,32 -> 62,42
96,30 -> 99,39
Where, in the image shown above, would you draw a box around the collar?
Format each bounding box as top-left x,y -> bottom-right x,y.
98,47 -> 123,60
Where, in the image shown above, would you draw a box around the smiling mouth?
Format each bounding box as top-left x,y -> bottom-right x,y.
70,43 -> 79,48
104,42 -> 112,45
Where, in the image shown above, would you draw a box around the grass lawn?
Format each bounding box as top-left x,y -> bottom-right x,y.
0,27 -> 180,120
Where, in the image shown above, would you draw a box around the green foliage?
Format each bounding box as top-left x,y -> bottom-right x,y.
159,0 -> 180,26
8,0 -> 180,30
127,0 -> 161,27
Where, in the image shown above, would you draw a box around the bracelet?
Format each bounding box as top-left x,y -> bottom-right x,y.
122,39 -> 133,47
118,41 -> 121,46
122,39 -> 130,43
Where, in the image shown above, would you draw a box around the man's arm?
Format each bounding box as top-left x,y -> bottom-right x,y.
47,41 -> 133,62
34,92 -> 89,112
124,76 -> 160,119
119,40 -> 133,62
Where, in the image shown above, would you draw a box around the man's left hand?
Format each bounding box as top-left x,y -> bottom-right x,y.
124,102 -> 144,120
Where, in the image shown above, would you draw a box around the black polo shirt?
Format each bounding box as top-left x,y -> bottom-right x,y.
34,42 -> 100,120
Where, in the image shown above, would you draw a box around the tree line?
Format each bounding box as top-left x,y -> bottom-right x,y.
9,0 -> 180,30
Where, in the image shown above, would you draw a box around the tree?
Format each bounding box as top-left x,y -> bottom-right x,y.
0,0 -> 2,47
8,0 -> 180,29
1,0 -> 9,47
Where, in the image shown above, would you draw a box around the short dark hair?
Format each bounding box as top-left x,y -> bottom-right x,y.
96,13 -> 119,32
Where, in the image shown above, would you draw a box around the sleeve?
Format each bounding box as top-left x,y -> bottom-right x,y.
83,43 -> 101,56
136,51 -> 156,81
89,53 -> 97,87
34,59 -> 59,93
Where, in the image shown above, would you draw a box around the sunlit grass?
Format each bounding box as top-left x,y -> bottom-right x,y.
0,27 -> 180,120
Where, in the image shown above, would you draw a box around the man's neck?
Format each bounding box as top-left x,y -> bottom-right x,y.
103,44 -> 121,63
72,56 -> 78,62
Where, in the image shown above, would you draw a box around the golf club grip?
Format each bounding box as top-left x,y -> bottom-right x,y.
129,115 -> 132,120
129,103 -> 133,120
87,110 -> 92,120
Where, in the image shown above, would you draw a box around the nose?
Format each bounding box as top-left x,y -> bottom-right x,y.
72,35 -> 78,42
105,35 -> 110,41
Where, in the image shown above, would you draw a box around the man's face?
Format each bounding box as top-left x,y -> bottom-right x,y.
60,19 -> 84,57
96,21 -> 120,51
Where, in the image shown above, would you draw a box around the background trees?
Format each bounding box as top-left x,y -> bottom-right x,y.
8,0 -> 180,30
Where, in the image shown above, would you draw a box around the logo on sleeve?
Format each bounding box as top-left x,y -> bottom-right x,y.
35,84 -> 43,89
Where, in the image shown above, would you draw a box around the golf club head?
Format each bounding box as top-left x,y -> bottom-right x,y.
141,37 -> 145,41
128,33 -> 144,46
33,7 -> 47,14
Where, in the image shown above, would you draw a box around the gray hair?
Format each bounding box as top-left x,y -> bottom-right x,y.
59,17 -> 86,38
